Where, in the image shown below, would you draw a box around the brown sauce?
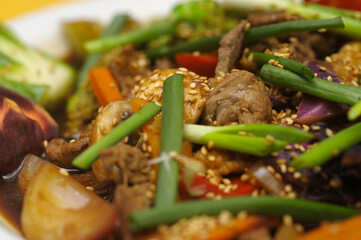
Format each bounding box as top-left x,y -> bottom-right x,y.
0,174 -> 23,231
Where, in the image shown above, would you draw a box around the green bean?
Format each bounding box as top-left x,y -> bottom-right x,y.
243,17 -> 344,44
129,195 -> 359,231
201,133 -> 287,156
154,74 -> 184,207
183,123 -> 315,143
260,64 -> 361,105
291,122 -> 361,169
146,17 -> 344,59
72,102 -> 161,169
347,99 -> 361,121
146,35 -> 222,60
76,14 -> 127,87
85,19 -> 178,53
250,51 -> 314,79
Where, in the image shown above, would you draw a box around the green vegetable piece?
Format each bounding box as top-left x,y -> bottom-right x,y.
347,99 -> 361,121
223,0 -> 360,39
250,51 -> 314,80
76,14 -> 127,87
291,122 -> 361,169
201,132 -> 287,156
0,77 -> 47,103
260,64 -> 361,105
0,24 -> 75,110
129,195 -> 359,231
85,19 -> 178,53
72,102 -> 162,169
146,17 -> 344,60
155,74 -> 184,207
0,52 -> 19,68
183,123 -> 315,143
244,17 -> 344,44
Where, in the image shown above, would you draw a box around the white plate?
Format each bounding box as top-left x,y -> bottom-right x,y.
2,0 -> 179,239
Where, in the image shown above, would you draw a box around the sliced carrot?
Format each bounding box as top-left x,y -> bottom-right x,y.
130,98 -> 162,158
89,67 -> 123,106
296,215 -> 361,240
203,216 -> 274,240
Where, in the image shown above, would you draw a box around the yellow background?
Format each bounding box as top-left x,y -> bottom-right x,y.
1,0 -> 72,21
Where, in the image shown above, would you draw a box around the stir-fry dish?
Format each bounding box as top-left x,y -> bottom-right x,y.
3,0 -> 361,239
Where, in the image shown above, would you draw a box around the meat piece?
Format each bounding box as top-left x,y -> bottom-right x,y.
46,129 -> 90,168
247,11 -> 302,27
271,42 -> 315,63
135,69 -> 210,124
330,42 -> 361,84
202,70 -> 272,125
112,183 -> 153,240
108,44 -> 151,99
97,142 -> 150,185
155,57 -> 176,70
215,20 -> 248,76
89,100 -> 133,145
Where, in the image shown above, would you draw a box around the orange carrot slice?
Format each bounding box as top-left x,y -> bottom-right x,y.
89,67 -> 123,106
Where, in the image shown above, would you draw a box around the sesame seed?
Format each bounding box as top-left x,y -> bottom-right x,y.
222,178 -> 231,185
179,67 -> 188,72
86,186 -> 94,191
205,192 -> 215,198
276,64 -> 284,69
325,56 -> 332,63
208,155 -> 216,161
240,174 -> 250,181
245,22 -> 251,30
237,211 -> 248,220
207,141 -> 215,149
325,128 -> 334,137
314,73 -> 318,77
59,168 -> 69,176
266,166 -> 276,174
319,66 -> 327,71
311,125 -> 321,131
283,214 -> 293,227
146,191 -> 155,199
190,83 -> 196,88
293,172 -> 301,179
201,146 -> 208,155
124,136 -> 129,143
43,140 -> 48,148
169,151 -> 178,158
327,76 -> 333,81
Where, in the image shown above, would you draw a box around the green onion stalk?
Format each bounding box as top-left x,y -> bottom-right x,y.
222,0 -> 361,39
249,51 -> 314,80
129,195 -> 359,231
260,64 -> 361,106
146,17 -> 344,60
347,99 -> 361,121
183,123 -> 314,157
72,102 -> 161,169
291,121 -> 361,169
154,74 -> 184,207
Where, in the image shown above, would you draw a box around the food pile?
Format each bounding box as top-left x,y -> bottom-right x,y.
2,0 -> 361,239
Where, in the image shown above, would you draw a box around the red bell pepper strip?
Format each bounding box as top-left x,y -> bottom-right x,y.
175,53 -> 218,78
305,0 -> 361,11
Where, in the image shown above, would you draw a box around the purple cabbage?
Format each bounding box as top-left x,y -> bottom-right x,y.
295,61 -> 349,124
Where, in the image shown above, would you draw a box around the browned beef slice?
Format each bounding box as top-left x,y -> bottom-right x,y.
247,11 -> 302,27
46,129 -> 90,168
272,42 -> 315,63
215,20 -> 248,76
203,70 -> 272,125
99,142 -> 150,185
112,183 -> 153,240
108,44 -> 151,99
155,57 -> 176,70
